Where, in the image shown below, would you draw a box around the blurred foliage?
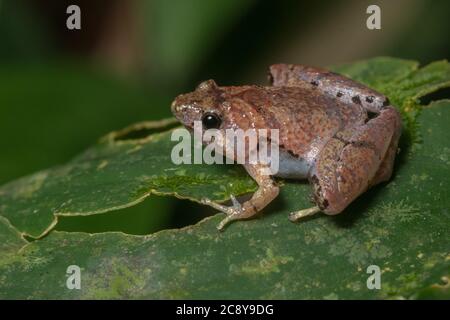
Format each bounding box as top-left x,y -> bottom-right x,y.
142,0 -> 255,88
387,0 -> 450,63
0,64 -> 170,183
0,0 -> 53,62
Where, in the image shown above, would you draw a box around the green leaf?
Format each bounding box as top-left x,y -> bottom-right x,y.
0,118 -> 256,239
0,217 -> 27,255
0,57 -> 449,299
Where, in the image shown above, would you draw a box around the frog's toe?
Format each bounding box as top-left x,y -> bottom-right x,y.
217,215 -> 234,231
289,206 -> 321,222
201,198 -> 228,212
201,196 -> 240,216
229,194 -> 242,211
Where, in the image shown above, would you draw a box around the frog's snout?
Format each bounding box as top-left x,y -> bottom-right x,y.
171,96 -> 184,115
170,97 -> 178,114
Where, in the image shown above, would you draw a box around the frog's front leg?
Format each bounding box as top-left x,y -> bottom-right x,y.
300,107 -> 400,217
202,164 -> 279,231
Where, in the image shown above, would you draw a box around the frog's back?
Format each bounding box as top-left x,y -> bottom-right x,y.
227,85 -> 366,158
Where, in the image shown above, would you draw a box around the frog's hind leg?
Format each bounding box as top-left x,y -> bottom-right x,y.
310,107 -> 402,215
368,117 -> 402,187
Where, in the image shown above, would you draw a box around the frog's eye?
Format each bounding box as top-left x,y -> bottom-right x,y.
202,112 -> 222,129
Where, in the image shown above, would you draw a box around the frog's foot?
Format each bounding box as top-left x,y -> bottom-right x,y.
288,206 -> 321,222
201,164 -> 280,231
201,195 -> 242,216
201,195 -> 246,231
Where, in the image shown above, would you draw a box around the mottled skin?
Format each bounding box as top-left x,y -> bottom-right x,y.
171,64 -> 402,230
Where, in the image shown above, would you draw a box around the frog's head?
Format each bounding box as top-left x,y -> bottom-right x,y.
171,79 -> 228,131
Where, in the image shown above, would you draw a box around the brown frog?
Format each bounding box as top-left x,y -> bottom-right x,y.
171,64 -> 402,230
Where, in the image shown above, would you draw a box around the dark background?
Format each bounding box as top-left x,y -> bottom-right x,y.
1,0 -> 449,234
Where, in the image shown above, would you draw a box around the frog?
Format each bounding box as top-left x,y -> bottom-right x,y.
171,64 -> 402,231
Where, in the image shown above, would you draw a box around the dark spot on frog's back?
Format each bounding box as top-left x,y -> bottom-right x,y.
336,91 -> 343,98
352,95 -> 361,105
366,95 -> 374,103
310,80 -> 319,87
